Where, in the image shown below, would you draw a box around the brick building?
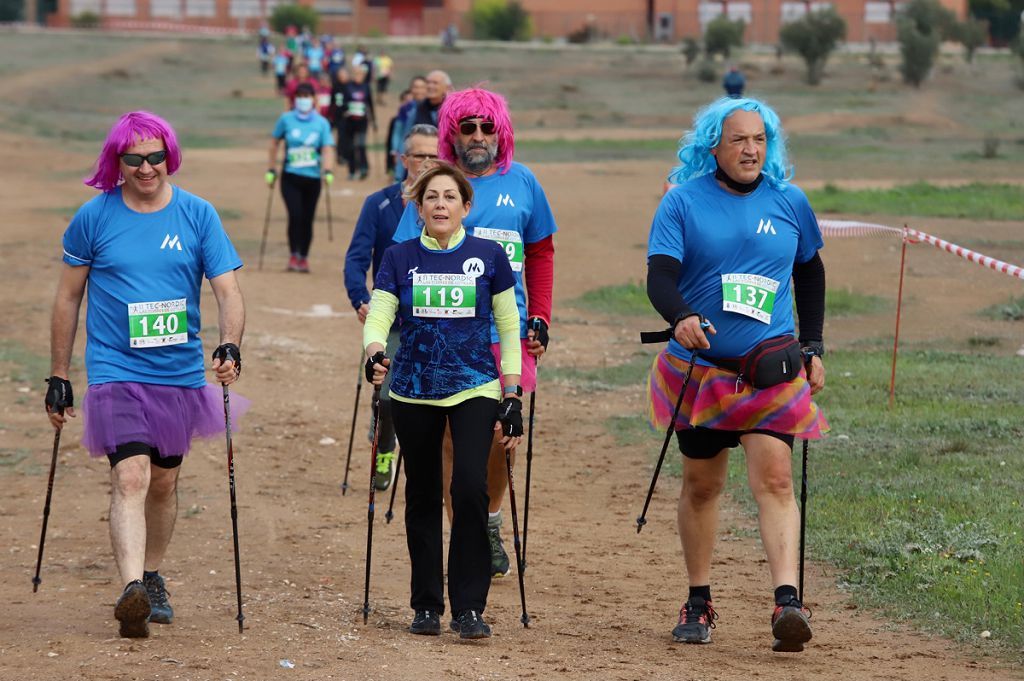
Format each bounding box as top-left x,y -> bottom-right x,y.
50,0 -> 967,44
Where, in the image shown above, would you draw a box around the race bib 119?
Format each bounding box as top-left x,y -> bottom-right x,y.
412,273 -> 476,318
128,299 -> 188,348
721,273 -> 779,324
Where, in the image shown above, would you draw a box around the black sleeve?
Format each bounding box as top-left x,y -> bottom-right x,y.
792,251 -> 825,343
647,254 -> 697,326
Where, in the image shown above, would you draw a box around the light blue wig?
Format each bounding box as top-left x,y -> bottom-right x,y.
668,97 -> 793,188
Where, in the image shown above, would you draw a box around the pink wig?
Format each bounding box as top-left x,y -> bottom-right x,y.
437,88 -> 515,175
84,111 -> 182,192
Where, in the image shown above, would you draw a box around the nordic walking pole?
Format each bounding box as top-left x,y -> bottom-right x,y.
32,417 -> 63,592
505,446 -> 530,628
325,177 -> 334,242
636,319 -> 708,533
258,177 -> 274,271
384,449 -> 403,524
221,384 -> 245,633
798,353 -> 815,603
342,354 -> 363,495
520,357 -> 538,572
362,385 -> 382,624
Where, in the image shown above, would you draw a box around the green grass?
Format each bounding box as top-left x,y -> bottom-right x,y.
981,295 -> 1024,322
571,282 -> 651,317
0,340 -> 52,384
826,288 -> 889,317
616,349 -> 1024,660
807,182 -> 1024,220
547,351 -> 656,391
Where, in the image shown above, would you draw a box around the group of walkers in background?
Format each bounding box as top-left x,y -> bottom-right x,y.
43,33 -> 829,654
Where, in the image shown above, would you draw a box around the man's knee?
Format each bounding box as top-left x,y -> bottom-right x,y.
148,467 -> 179,500
751,468 -> 794,499
111,457 -> 150,497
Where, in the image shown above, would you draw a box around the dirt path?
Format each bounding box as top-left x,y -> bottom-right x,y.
0,47 -> 1021,678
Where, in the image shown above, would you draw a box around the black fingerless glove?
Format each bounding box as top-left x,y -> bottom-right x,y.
365,351 -> 387,384
527,317 -> 549,350
45,376 -> 74,414
212,343 -> 242,376
496,397 -> 523,438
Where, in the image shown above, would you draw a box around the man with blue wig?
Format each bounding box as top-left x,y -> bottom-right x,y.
645,97 -> 828,652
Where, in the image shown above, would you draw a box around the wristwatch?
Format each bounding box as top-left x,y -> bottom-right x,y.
503,384 -> 523,398
800,341 -> 825,360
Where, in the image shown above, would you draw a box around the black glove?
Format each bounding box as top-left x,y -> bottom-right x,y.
212,343 -> 242,376
45,376 -> 73,415
365,351 -> 387,384
496,397 -> 523,438
527,317 -> 549,350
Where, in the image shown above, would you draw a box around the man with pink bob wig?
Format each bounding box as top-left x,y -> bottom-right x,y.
391,87 -> 558,582
47,111 -> 246,638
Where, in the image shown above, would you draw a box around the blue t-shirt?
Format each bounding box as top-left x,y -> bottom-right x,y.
374,235 -> 516,400
305,46 -> 324,72
62,186 -> 243,388
272,111 -> 335,179
647,173 -> 823,365
393,162 -> 558,340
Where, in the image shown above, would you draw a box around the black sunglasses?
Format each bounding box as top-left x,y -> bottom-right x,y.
459,120 -> 496,135
121,150 -> 167,167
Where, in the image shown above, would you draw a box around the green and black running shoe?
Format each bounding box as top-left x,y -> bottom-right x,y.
373,450 -> 396,491
488,524 -> 510,578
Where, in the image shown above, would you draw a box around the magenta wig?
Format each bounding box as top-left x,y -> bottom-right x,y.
437,88 -> 515,175
84,111 -> 182,192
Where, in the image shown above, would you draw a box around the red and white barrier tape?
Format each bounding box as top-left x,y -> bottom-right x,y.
905,228 -> 1024,281
818,219 -> 902,238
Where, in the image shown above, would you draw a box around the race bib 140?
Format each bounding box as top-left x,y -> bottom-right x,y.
128,298 -> 188,348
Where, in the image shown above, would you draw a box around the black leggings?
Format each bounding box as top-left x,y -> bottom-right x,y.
343,118 -> 368,176
391,397 -> 497,615
280,172 -> 321,257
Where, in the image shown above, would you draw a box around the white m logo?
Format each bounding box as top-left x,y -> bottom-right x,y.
756,219 -> 776,235
160,234 -> 182,251
495,194 -> 515,208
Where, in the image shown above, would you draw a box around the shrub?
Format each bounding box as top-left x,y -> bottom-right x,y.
898,20 -> 940,87
681,37 -> 700,66
696,59 -> 717,82
954,17 -> 988,62
779,6 -> 847,85
704,15 -> 745,59
269,4 -> 319,35
469,0 -> 532,41
982,135 -> 1000,158
567,24 -> 598,43
70,10 -> 100,27
0,0 -> 22,21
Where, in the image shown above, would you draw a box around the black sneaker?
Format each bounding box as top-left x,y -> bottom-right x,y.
771,597 -> 812,652
450,610 -> 491,640
409,609 -> 441,635
671,596 -> 718,644
488,525 -> 510,578
114,580 -> 151,638
143,572 -> 174,624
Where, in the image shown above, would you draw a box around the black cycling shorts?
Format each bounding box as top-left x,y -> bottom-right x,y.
676,427 -> 795,460
106,442 -> 183,469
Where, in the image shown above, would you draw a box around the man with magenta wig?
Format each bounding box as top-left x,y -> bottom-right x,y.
392,86 -> 557,581
645,97 -> 827,652
46,111 -> 246,638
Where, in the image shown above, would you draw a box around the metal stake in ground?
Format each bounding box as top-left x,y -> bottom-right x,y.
520,357 -> 538,572
32,420 -> 63,592
342,355 -> 363,495
325,178 -> 334,242
362,386 -> 382,624
258,179 -> 274,271
221,385 -> 245,633
505,446 -> 530,627
384,449 -> 403,524
636,347 -> 699,533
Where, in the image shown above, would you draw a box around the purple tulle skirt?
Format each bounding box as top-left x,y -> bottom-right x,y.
81,382 -> 250,459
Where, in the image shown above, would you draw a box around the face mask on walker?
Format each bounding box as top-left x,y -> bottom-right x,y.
295,97 -> 314,114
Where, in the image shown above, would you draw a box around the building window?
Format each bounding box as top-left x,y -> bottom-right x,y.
185,0 -> 215,16
781,1 -> 833,23
865,1 -> 900,23
316,0 -> 352,13
151,0 -> 181,17
230,0 -> 260,17
70,0 -> 100,13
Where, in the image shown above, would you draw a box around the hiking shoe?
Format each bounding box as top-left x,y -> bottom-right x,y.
287,255 -> 300,272
771,597 -> 812,653
114,580 -> 151,638
295,257 -> 310,273
409,609 -> 441,636
143,572 -> 174,624
488,524 -> 510,578
671,596 -> 718,644
450,610 -> 491,639
374,450 -> 396,491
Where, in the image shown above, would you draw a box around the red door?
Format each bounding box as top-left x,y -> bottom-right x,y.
389,0 -> 423,35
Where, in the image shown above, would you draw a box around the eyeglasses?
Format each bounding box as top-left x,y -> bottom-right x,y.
459,120 -> 496,135
407,153 -> 438,161
120,151 -> 167,167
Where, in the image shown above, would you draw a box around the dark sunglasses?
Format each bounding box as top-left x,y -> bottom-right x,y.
459,120 -> 496,135
120,150 -> 167,167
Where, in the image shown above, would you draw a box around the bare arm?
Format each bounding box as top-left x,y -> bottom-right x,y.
321,144 -> 335,175
268,137 -> 282,171
48,263 -> 89,427
209,270 -> 245,385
